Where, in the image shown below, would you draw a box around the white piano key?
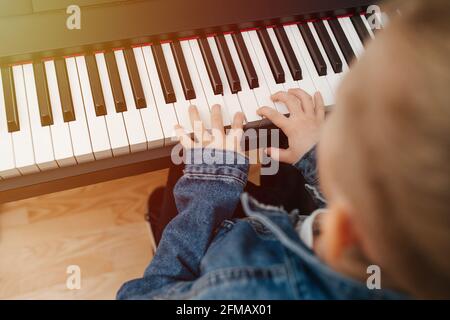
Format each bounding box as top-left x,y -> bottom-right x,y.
207,36 -> 239,125
161,43 -> 193,133
283,26 -> 319,96
245,31 -> 283,112
224,34 -> 261,123
322,20 -> 350,92
22,63 -> 57,171
180,40 -> 212,129
308,22 -> 342,95
75,56 -> 113,159
288,25 -> 334,106
44,60 -> 77,167
268,27 -> 313,114
189,39 -> 225,127
65,57 -> 95,163
323,20 -> 350,73
133,46 -> 165,149
142,45 -> 179,144
360,15 -> 376,40
11,65 -> 39,175
115,50 -> 148,153
270,27 -> 317,98
345,17 -> 366,56
258,28 -> 299,114
0,70 -> 20,178
339,17 -> 364,58
338,18 -> 359,58
267,27 -> 300,99
95,53 -> 130,156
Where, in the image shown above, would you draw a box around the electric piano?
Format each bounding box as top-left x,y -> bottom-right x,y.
0,0 -> 382,203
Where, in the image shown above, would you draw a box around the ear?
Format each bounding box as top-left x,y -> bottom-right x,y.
321,204 -> 359,267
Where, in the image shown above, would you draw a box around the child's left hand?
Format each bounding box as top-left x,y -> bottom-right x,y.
175,104 -> 246,155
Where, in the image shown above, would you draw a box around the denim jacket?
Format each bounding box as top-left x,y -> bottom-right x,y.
117,147 -> 406,300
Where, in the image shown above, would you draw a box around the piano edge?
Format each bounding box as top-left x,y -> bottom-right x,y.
0,118 -> 291,204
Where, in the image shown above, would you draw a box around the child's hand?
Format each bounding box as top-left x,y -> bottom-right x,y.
257,89 -> 325,164
175,104 -> 246,155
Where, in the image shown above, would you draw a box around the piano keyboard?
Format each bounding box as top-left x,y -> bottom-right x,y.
0,13 -> 379,198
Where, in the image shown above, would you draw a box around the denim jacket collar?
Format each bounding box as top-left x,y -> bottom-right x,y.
240,192 -> 408,300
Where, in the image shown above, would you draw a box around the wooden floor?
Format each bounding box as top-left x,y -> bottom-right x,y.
0,169 -> 169,300
0,164 -> 260,300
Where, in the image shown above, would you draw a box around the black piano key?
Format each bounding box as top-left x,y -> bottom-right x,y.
198,38 -> 223,95
1,66 -> 20,132
232,32 -> 259,89
170,41 -> 196,100
124,48 -> 146,109
215,35 -> 241,94
152,44 -> 176,104
313,20 -> 343,73
54,59 -> 75,122
351,15 -> 371,44
105,51 -> 127,113
257,28 -> 285,83
274,26 -> 302,80
328,19 -> 356,65
33,62 -> 54,126
298,24 -> 327,76
85,55 -> 107,116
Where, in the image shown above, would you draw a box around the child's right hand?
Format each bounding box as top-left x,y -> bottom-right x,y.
257,89 -> 325,164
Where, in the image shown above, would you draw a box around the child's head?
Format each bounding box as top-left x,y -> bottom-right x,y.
317,0 -> 450,298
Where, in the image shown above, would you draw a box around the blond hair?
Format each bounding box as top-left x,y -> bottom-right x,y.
331,0 -> 450,298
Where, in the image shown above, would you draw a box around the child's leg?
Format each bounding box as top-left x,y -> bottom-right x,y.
232,163 -> 317,218
261,162 -> 317,212
245,133 -> 317,213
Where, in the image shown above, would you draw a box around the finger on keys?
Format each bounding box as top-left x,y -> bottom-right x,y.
314,91 -> 325,120
271,91 -> 301,116
175,124 -> 193,148
189,105 -> 210,142
287,88 -> 315,116
230,111 -> 245,142
257,106 -> 289,131
231,112 -> 245,131
211,104 -> 224,132
265,147 -> 292,163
